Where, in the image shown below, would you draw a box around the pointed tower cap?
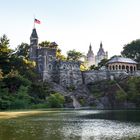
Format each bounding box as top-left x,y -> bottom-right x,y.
30,28 -> 38,38
89,43 -> 92,51
100,41 -> 103,48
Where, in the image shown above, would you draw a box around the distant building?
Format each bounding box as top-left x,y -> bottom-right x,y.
95,42 -> 108,66
86,44 -> 95,67
86,42 -> 108,67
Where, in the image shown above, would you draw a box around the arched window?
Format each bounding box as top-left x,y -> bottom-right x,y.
116,65 -> 118,70
126,66 -> 129,73
122,65 -> 125,70
113,65 -> 115,70
134,66 -> 136,71
130,66 -> 133,73
119,65 -> 121,70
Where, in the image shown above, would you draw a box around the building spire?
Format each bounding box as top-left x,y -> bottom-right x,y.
30,28 -> 38,45
100,41 -> 103,48
89,43 -> 92,51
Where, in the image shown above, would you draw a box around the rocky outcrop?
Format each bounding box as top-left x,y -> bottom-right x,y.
51,78 -> 138,109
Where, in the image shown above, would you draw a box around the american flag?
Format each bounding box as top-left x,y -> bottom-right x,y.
34,18 -> 41,24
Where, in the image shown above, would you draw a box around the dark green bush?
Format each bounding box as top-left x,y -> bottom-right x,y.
47,93 -> 65,108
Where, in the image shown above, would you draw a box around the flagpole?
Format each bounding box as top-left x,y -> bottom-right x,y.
33,15 -> 35,29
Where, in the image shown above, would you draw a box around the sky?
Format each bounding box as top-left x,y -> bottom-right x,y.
1,0 -> 140,58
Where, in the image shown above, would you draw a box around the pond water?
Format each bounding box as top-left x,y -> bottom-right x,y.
0,110 -> 140,140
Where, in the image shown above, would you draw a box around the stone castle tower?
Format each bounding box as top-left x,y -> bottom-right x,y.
29,28 -> 38,61
29,28 -> 83,88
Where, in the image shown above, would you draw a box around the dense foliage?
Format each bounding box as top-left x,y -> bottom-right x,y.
121,39 -> 140,69
67,49 -> 84,61
0,35 -> 65,110
88,77 -> 140,108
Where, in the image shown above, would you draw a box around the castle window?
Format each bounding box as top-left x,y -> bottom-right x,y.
63,64 -> 66,69
48,64 -> 52,70
49,55 -> 53,61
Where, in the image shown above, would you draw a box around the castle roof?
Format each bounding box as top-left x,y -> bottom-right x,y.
30,28 -> 38,38
108,57 -> 137,64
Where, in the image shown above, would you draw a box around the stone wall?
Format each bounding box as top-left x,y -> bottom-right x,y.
82,70 -> 108,84
82,70 -> 130,84
135,70 -> 140,76
59,61 -> 83,88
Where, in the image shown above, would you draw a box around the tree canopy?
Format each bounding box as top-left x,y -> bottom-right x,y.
15,43 -> 30,59
121,39 -> 140,63
39,40 -> 66,60
67,49 -> 83,61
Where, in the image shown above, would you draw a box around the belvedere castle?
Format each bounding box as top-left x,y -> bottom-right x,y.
29,28 -> 140,88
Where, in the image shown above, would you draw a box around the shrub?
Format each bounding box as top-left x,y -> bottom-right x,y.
30,103 -> 48,109
116,90 -> 127,102
8,86 -> 32,109
47,93 -> 65,108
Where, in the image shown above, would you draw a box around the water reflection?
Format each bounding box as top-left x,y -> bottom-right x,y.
0,110 -> 140,140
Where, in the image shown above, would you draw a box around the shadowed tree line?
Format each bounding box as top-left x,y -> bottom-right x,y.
0,35 -> 65,110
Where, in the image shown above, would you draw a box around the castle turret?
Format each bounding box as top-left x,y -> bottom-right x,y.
29,28 -> 38,61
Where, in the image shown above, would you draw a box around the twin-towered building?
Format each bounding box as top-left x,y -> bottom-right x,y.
86,42 -> 108,67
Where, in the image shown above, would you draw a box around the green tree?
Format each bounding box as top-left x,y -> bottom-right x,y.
80,63 -> 88,71
67,49 -> 83,61
0,35 -> 12,73
121,39 -> 140,63
29,82 -> 51,103
15,43 -> 30,59
11,86 -> 32,109
89,65 -> 99,70
39,41 -> 66,60
39,41 -> 51,48
47,93 -> 65,108
3,70 -> 31,93
98,58 -> 108,68
126,77 -> 140,105
10,56 -> 37,81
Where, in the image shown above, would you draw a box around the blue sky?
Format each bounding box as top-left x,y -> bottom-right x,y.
1,0 -> 140,57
